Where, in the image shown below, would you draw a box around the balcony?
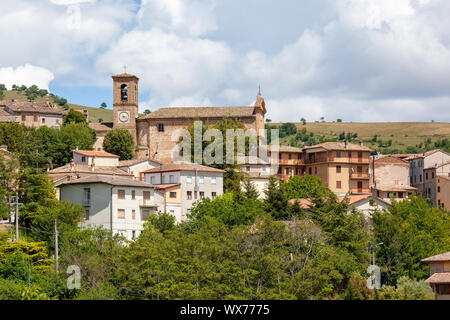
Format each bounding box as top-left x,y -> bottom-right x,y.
140,199 -> 156,207
305,157 -> 370,165
350,188 -> 371,194
273,159 -> 305,165
350,173 -> 370,179
276,174 -> 292,181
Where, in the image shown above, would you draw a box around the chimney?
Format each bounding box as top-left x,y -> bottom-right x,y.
344,141 -> 348,149
70,159 -> 75,171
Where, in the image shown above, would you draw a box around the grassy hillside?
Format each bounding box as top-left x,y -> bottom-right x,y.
269,121 -> 450,153
1,90 -> 113,123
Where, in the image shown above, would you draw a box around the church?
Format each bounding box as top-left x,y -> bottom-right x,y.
109,73 -> 267,163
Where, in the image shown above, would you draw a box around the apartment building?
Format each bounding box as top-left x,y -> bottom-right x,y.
143,162 -> 224,221
302,142 -> 372,195
422,251 -> 450,300
372,156 -> 416,202
270,146 -> 304,180
408,150 -> 450,195
118,158 -> 162,181
424,162 -> 450,206
0,100 -> 65,128
59,175 -> 164,241
436,174 -> 450,209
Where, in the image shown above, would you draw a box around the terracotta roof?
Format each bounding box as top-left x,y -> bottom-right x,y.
48,164 -> 131,176
288,198 -> 314,209
143,162 -> 224,174
268,145 -> 304,153
374,185 -> 417,192
0,108 -> 16,122
88,122 -> 113,132
0,100 -> 65,115
303,142 -> 372,152
374,156 -> 408,167
112,73 -> 139,79
421,252 -> 450,263
118,158 -> 162,168
425,273 -> 450,284
73,150 -> 119,158
337,195 -> 373,205
138,106 -> 257,120
154,183 -> 181,190
60,174 -> 154,188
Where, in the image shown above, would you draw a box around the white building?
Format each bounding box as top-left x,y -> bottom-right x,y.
143,162 -> 224,221
118,158 -> 162,181
59,175 -> 164,241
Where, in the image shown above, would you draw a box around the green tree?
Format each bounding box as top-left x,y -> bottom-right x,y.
103,129 -> 134,160
143,109 -> 151,115
63,109 -> 87,126
242,177 -> 259,200
100,102 -> 107,109
263,176 -> 290,220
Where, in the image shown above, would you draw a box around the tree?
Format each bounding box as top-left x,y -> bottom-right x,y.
103,129 -> 134,160
263,176 -> 290,220
143,109 -> 151,115
242,178 -> 259,200
300,118 -> 306,125
100,102 -> 107,109
337,119 -> 343,123
266,118 -> 272,123
283,175 -> 334,203
63,109 -> 87,126
0,84 -> 7,91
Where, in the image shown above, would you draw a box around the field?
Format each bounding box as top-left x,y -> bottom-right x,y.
273,121 -> 450,152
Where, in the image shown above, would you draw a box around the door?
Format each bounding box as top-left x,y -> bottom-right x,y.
357,181 -> 363,193
358,152 -> 363,163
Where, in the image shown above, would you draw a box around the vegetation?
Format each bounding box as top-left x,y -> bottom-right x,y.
103,129 -> 135,160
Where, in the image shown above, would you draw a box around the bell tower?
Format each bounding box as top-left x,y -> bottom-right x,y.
112,72 -> 139,141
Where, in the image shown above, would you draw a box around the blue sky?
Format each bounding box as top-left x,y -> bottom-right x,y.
2,0 -> 450,122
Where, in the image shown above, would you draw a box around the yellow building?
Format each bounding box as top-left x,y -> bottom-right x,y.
436,174 -> 450,209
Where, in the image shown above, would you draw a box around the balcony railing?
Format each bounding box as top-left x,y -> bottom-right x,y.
350,188 -> 371,194
272,159 -> 305,165
350,173 -> 370,179
140,199 -> 156,207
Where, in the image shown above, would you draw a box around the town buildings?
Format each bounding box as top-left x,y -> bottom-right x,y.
436,175 -> 450,209
59,175 -> 164,241
143,162 -> 224,220
0,100 -> 65,128
88,122 -> 112,152
421,251 -> 450,300
117,158 -> 162,181
100,73 -> 266,163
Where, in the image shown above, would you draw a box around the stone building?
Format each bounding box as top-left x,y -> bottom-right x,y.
109,73 -> 266,163
436,174 -> 450,209
422,251 -> 450,300
0,100 -> 65,128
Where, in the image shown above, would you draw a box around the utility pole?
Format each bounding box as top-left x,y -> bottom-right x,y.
7,193 -> 23,241
54,219 -> 59,273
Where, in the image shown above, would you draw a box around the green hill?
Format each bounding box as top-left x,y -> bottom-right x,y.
1,90 -> 113,123
268,121 -> 450,154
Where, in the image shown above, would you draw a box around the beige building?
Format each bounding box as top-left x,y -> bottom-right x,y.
88,122 -> 112,151
143,162 -> 224,221
422,251 -> 450,300
424,162 -> 450,206
436,174 -> 450,209
0,100 -> 65,128
372,156 -> 416,202
102,72 -> 266,163
117,158 -> 162,181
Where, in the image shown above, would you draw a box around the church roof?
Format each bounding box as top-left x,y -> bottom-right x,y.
112,73 -> 139,80
138,106 -> 258,120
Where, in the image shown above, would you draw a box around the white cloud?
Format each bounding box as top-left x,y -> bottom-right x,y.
0,64 -> 54,90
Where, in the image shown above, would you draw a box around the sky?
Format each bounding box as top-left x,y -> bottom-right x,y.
1,0 -> 450,123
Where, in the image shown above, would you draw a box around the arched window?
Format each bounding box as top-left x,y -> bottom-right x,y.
121,84 -> 128,101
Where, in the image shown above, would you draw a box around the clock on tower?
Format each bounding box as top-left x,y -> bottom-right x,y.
112,72 -> 139,141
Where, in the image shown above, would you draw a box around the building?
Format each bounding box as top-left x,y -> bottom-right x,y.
117,158 -> 162,181
372,156 -> 416,202
102,73 -> 266,163
143,162 -> 224,220
0,100 -> 65,128
424,162 -> 450,206
421,251 -> 450,300
270,146 -> 304,180
436,174 -> 450,209
48,150 -> 134,196
59,175 -> 164,241
302,142 -> 372,196
407,150 -> 450,195
88,122 -> 113,151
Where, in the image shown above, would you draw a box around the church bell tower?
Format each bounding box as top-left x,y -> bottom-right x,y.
112,72 -> 139,141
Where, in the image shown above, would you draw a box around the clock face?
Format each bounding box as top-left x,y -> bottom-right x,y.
119,111 -> 130,123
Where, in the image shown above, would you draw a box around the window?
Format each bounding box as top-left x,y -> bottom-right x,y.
308,167 -> 312,175
85,209 -> 89,221
438,186 -> 441,193
336,181 -> 342,189
132,230 -> 136,240
143,191 -> 151,200
131,190 -> 135,200
296,168 -> 302,175
336,151 -> 341,158
81,156 -> 86,163
289,154 -> 292,160
377,190 -> 380,197
118,209 -> 125,219
246,166 -> 250,172
357,166 -> 363,173
410,176 -> 413,184
118,189 -> 125,199
314,167 -> 318,174
336,166 -> 341,173
42,118 -> 45,124
158,124 -> 165,132
211,176 -> 216,184
200,192 -> 205,199
34,115 -> 38,122
150,176 -> 155,184
348,152 -> 352,158
358,152 -> 363,159
83,188 -> 90,206
170,192 -> 177,198
21,115 -> 26,121
187,176 -> 192,183
121,84 -> 128,100
286,168 -> 292,175
419,175 -> 422,183
394,180 -> 399,185
132,210 -> 136,220
212,192 -> 217,200
187,191 -> 193,200
432,172 -> 435,179
199,176 -> 204,184
141,208 -> 151,221
162,175 -> 166,184
426,173 -> 429,180
398,192 -> 404,199
169,175 -> 174,183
